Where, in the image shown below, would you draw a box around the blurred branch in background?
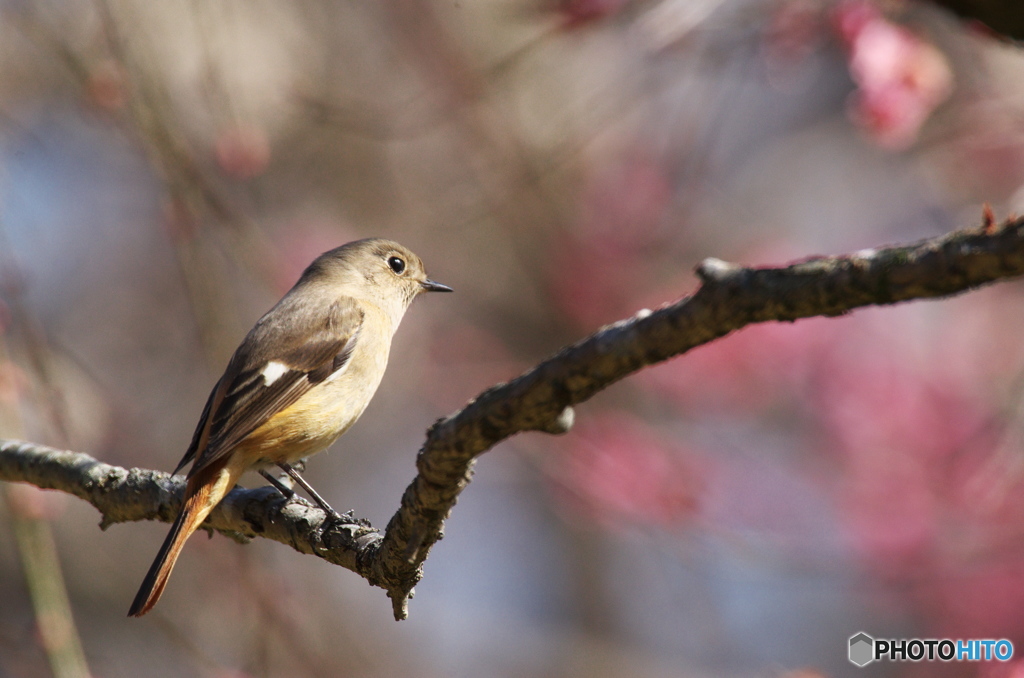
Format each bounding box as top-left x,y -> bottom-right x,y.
928,0 -> 1024,40
5,485 -> 91,678
3,212 -> 1024,621
0,245 -> 91,676
10,0 -> 280,366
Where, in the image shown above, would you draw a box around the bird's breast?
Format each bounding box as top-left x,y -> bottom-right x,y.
240,311 -> 394,465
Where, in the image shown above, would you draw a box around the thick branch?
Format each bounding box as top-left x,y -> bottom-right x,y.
3,214 -> 1024,619
0,441 -> 382,570
927,0 -> 1024,41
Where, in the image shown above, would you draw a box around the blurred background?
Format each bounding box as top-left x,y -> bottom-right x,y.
2,0 -> 1024,676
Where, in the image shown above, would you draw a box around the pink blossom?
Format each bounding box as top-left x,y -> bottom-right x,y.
979,659 -> 1024,678
642,315 -> 838,412
833,0 -> 953,149
820,359 -> 989,465
549,153 -> 673,328
927,561 -> 1024,640
549,413 -> 704,528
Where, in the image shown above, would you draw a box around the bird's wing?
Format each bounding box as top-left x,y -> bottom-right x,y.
173,298 -> 364,478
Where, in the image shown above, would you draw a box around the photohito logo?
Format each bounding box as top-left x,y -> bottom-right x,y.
848,632 -> 1014,667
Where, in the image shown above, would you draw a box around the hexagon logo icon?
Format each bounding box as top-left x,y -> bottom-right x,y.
849,632 -> 875,667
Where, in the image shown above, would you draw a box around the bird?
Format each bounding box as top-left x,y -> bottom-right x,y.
128,238 -> 451,617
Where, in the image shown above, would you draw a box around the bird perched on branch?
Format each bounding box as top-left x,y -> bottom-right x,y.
129,238 -> 451,617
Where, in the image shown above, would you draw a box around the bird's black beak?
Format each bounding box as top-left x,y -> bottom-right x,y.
421,279 -> 453,293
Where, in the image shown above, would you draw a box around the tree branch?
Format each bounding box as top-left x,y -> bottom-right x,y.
3,213 -> 1024,619
927,0 -> 1024,42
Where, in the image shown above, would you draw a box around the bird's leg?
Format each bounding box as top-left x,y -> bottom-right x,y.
276,462 -> 345,523
259,469 -> 295,499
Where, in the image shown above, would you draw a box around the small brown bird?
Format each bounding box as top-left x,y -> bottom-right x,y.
128,238 -> 451,617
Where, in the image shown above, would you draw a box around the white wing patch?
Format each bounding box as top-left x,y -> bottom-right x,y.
261,360 -> 291,386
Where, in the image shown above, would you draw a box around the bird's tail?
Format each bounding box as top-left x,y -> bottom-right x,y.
128,461 -> 239,617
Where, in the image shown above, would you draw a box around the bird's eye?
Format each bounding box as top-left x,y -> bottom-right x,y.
387,256 -> 406,275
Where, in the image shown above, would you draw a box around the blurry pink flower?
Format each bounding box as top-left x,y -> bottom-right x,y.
643,315 -> 838,412
763,0 -> 824,68
833,0 -> 953,149
979,659 -> 1024,678
548,234 -> 635,329
574,152 -> 673,255
549,153 -> 672,328
840,447 -> 939,576
549,413 -> 703,528
832,0 -> 875,40
816,334 -> 998,575
820,359 -> 989,464
925,561 -> 1024,640
214,123 -> 271,179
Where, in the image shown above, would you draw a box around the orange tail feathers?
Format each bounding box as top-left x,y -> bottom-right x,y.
128,461 -> 241,617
